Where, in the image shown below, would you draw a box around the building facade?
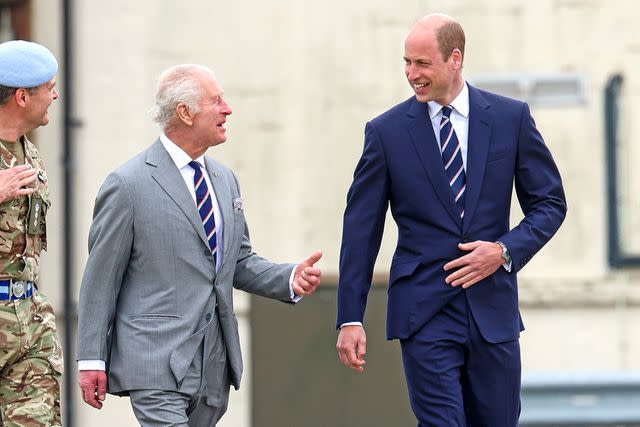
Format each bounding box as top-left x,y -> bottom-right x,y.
1,0 -> 637,425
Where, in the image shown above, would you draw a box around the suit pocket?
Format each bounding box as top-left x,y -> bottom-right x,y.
130,313 -> 181,320
388,258 -> 421,292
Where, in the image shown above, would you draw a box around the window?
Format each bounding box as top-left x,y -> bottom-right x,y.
605,74 -> 640,267
470,73 -> 586,107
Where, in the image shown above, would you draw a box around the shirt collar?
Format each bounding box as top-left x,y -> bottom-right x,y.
159,132 -> 206,170
427,82 -> 470,120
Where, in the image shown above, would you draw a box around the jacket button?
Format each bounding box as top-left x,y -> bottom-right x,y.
206,313 -> 212,322
461,234 -> 469,243
204,249 -> 211,256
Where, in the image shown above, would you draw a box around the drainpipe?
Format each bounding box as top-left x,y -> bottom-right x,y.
62,0 -> 76,425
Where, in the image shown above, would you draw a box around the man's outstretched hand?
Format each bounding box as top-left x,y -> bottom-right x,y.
292,250 -> 322,297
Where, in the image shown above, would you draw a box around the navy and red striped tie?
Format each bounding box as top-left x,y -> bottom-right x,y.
439,106 -> 466,219
189,161 -> 218,263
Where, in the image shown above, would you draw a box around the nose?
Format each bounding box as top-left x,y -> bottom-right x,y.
221,98 -> 232,115
405,64 -> 417,81
52,88 -> 60,100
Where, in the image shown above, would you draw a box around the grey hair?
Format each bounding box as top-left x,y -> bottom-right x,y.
149,64 -> 214,129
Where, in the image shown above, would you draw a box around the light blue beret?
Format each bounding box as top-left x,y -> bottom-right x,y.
0,40 -> 58,88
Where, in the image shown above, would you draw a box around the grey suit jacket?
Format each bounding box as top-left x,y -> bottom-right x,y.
76,139 -> 294,398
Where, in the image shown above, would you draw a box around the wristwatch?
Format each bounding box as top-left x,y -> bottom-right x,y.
496,241 -> 511,264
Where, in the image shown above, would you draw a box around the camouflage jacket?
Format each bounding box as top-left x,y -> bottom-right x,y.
0,137 -> 50,282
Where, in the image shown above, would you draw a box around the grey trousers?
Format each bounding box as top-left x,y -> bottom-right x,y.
129,317 -> 230,427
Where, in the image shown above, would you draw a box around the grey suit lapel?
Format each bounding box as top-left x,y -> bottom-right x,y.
204,157 -> 233,270
147,140 -> 210,248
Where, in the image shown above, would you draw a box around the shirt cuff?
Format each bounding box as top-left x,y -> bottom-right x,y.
340,322 -> 363,328
289,267 -> 302,303
78,360 -> 106,371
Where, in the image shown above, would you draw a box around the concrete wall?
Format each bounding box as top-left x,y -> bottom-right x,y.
25,0 -> 640,425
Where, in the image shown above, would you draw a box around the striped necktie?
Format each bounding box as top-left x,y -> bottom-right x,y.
440,106 -> 466,219
188,161 -> 218,263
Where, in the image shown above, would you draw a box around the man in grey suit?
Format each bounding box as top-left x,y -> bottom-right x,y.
76,64 -> 322,426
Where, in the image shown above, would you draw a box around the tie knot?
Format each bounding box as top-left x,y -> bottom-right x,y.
441,106 -> 453,119
188,160 -> 201,171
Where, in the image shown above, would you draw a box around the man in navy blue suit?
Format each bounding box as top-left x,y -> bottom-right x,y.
335,13 -> 567,426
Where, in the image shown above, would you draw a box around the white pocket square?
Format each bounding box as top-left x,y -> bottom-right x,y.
233,198 -> 244,213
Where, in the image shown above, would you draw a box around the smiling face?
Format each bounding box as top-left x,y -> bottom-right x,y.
403,20 -> 463,105
191,71 -> 232,149
24,78 -> 59,129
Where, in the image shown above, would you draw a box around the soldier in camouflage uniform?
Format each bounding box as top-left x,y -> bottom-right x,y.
0,40 -> 62,426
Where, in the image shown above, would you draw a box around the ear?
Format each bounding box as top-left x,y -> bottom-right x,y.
14,88 -> 29,107
176,102 -> 194,126
450,48 -> 463,70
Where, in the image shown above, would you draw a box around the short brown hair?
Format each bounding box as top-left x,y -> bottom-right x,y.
0,85 -> 37,106
436,21 -> 465,64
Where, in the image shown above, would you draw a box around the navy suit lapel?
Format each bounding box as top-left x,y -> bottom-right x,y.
146,140 -> 211,249
463,85 -> 493,232
406,98 -> 463,228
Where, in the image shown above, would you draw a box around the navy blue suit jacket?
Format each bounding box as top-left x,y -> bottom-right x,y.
337,84 -> 567,343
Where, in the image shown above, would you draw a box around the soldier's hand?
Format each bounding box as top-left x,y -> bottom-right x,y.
0,165 -> 37,203
78,370 -> 107,409
292,250 -> 322,297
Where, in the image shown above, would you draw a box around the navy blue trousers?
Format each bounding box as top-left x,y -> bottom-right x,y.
400,291 -> 521,427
